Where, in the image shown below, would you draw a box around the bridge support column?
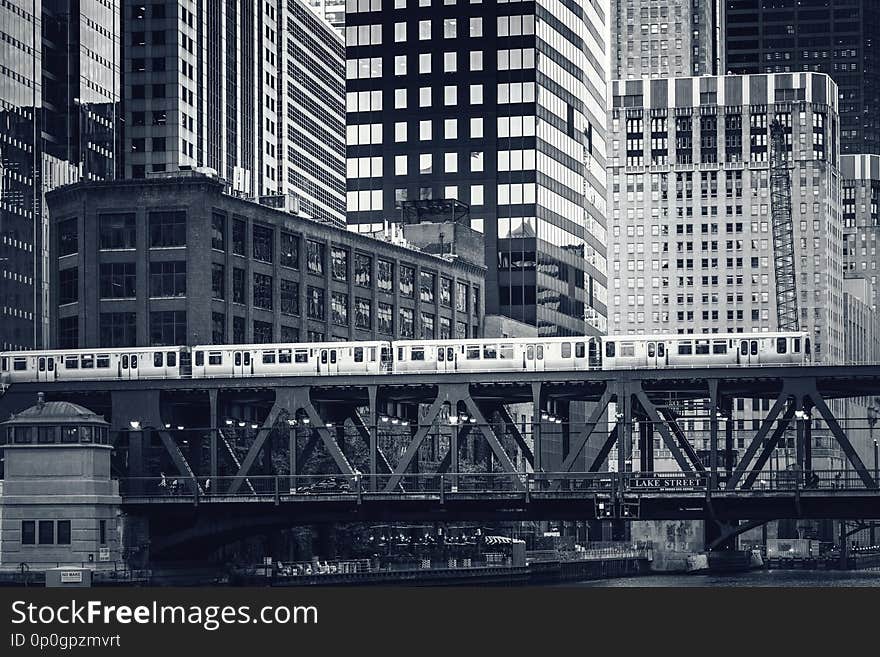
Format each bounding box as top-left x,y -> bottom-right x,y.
531,382 -> 543,473
709,381 -> 719,489
208,389 -> 218,480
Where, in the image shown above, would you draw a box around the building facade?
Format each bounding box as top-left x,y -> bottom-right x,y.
344,0 -> 609,336
0,1 -> 121,350
120,0 -> 346,226
610,0 -> 724,80
608,73 -> 844,364
45,175 -> 484,349
842,154 -> 880,307
725,0 -> 880,155
306,0 -> 345,32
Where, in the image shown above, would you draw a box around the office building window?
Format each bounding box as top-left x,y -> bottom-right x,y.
281,279 -> 299,315
58,316 -> 78,348
355,298 -> 371,329
233,316 -> 245,343
149,261 -> 186,297
39,520 -> 54,545
211,212 -> 226,251
253,273 -> 273,310
331,247 -> 349,281
232,217 -> 246,255
21,521 -> 36,545
253,320 -> 273,344
212,312 -> 225,344
354,253 -> 372,288
456,282 -> 468,312
281,326 -> 299,342
100,312 -> 136,347
150,311 -> 186,346
232,268 -> 245,304
440,277 -> 453,306
400,265 -> 415,297
399,307 -> 414,337
421,312 -> 435,339
58,219 -> 78,256
307,240 -> 325,274
211,263 -> 225,299
99,263 -> 136,298
100,213 -> 136,249
149,210 -> 186,247
378,302 -> 393,334
439,316 -> 451,339
281,231 -> 299,269
57,520 -> 71,545
456,320 -> 467,339
473,286 -> 480,315
59,268 -> 78,304
378,259 -> 393,292
332,292 -> 348,326
420,271 -> 435,303
253,224 -> 274,263
307,286 -> 325,320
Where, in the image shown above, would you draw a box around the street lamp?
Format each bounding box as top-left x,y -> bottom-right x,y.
129,420 -> 141,430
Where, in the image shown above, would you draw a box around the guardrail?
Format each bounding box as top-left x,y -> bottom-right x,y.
118,469 -> 879,500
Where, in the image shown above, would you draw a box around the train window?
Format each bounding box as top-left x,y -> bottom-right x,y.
208,352 -> 222,365
196,351 -> 205,367
47,358 -> 55,371
605,342 -> 615,358
295,350 -> 308,364
712,342 -> 727,355
695,341 -> 710,355
65,356 -> 79,369
776,338 -> 787,354
330,350 -> 337,364
467,346 -> 481,360
39,358 -> 45,372
61,427 -> 78,444
483,345 -> 497,359
740,341 -> 748,356
575,342 -> 585,358
561,342 -> 572,358
369,347 -> 376,362
447,347 -> 454,361
678,343 -> 693,356
397,348 -> 405,361
131,355 -> 138,368
0,357 -> 6,371
658,343 -> 665,357
793,338 -> 801,353
438,348 -> 445,362
648,343 -> 655,358
381,347 -> 391,362
167,352 -> 177,367
243,353 -> 251,366
321,351 -> 328,364
122,355 -> 129,369
411,347 -> 425,361
279,350 -> 292,364
527,345 -> 534,360
537,345 -> 544,360
589,341 -> 598,365
750,341 -> 758,356
81,355 -> 94,369
154,352 -> 163,368
805,338 -> 811,354
354,347 -> 364,362
620,343 -> 635,357
13,358 -> 27,371
262,352 -> 276,365
97,355 -> 110,368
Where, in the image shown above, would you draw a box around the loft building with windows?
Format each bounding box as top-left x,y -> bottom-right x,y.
121,0 -> 346,226
725,0 -> 880,155
608,73 -> 844,363
610,0 -> 724,80
44,174 -> 484,349
842,154 -> 880,307
0,1 -> 120,350
344,0 -> 609,337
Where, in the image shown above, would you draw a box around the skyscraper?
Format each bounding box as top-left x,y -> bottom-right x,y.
608,73 -> 844,363
842,154 -> 880,305
344,0 -> 608,337
120,0 -> 346,226
726,0 -> 880,155
0,0 -> 121,350
610,0 -> 724,80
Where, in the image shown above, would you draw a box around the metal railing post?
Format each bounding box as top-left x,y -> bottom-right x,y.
274,475 -> 280,505
440,474 -> 445,504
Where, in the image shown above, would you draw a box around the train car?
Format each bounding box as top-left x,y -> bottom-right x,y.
0,347 -> 187,383
600,332 -> 811,370
191,341 -> 391,378
391,337 -> 602,374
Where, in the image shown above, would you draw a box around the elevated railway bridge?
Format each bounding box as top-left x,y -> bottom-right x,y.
1,364 -> 879,554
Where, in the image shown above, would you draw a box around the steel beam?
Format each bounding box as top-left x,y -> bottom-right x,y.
727,389 -> 790,490
633,388 -> 693,473
460,395 -> 522,487
383,392 -> 454,492
588,426 -> 619,472
227,390 -> 291,494
741,404 -> 796,489
493,404 -> 535,468
560,387 -> 613,473
807,389 -> 876,489
208,389 -> 218,479
658,407 -> 707,473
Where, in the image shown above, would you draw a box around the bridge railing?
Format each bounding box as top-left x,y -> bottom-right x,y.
117,468 -> 878,500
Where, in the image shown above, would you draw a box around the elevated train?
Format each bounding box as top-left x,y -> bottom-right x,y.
0,331 -> 812,384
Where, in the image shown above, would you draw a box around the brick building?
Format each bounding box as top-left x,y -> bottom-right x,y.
45,174 -> 484,349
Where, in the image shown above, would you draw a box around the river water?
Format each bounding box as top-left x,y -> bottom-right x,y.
567,569 -> 880,587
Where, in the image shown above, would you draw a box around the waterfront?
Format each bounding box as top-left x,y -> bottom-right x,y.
568,570 -> 880,587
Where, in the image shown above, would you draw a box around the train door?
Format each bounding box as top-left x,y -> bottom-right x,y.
380,345 -> 393,372
437,345 -> 456,372
646,342 -> 666,369
232,350 -> 252,377
119,353 -> 139,379
37,355 -> 57,382
319,347 -> 339,375
534,344 -> 545,372
739,339 -> 758,365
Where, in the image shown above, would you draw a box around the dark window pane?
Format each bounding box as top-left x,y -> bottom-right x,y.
211,212 -> 226,251
253,273 -> 273,310
232,217 -> 246,255
58,316 -> 78,348
281,279 -> 299,315
399,307 -> 414,337
211,263 -> 225,299
149,261 -> 186,297
232,268 -> 245,304
99,263 -> 136,298
420,271 -> 435,303
331,247 -> 348,281
58,218 -> 78,256
39,520 -> 54,544
331,291 -> 348,325
378,302 -> 393,334
378,260 -> 393,292
212,312 -> 225,344
355,298 -> 371,329
150,311 -> 186,346
421,312 -> 435,339
399,265 -> 414,298
57,520 -> 71,545
149,210 -> 186,247
233,316 -> 245,343
354,253 -> 372,288
99,213 -> 136,249
307,286 -> 325,320
307,240 -> 325,274
253,320 -> 273,344
22,521 -> 36,545
100,312 -> 136,347
59,267 -> 78,304
253,224 -> 274,262
280,232 -> 299,268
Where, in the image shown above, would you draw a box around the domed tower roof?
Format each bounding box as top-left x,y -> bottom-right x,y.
1,393 -> 108,427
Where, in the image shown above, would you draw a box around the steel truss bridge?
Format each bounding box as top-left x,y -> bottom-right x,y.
2,364 -> 879,554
